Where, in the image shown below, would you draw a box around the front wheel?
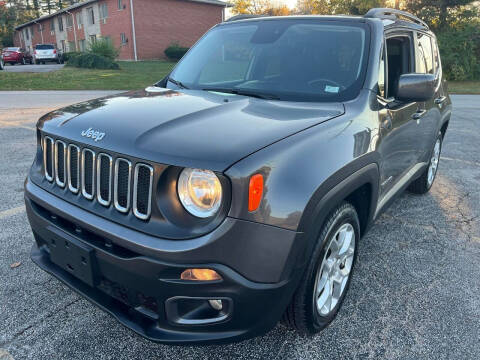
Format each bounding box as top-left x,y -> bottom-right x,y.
408,132 -> 442,194
283,202 -> 359,334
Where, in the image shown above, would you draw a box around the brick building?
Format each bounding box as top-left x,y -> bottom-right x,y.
14,0 -> 229,60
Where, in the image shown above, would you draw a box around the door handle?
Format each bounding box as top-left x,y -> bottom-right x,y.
434,96 -> 447,105
412,110 -> 427,120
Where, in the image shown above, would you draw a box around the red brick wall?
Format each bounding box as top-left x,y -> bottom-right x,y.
99,0 -> 135,60
133,0 -> 224,60
40,19 -> 57,45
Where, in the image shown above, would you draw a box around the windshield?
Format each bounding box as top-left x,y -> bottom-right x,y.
169,19 -> 370,102
36,44 -> 55,50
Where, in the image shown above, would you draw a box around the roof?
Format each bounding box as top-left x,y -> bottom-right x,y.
15,0 -> 97,30
15,0 -> 230,30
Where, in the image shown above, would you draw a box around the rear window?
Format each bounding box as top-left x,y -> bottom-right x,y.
4,47 -> 19,52
35,44 -> 55,50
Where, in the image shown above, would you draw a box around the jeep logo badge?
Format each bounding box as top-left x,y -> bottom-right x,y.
81,127 -> 106,142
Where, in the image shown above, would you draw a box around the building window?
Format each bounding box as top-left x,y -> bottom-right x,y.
50,21 -> 55,32
24,29 -> 29,40
100,3 -> 108,20
60,40 -> 66,52
76,12 -> 83,29
30,27 -> 34,36
120,33 -> 127,46
79,39 -> 86,52
118,0 -> 123,9
66,14 -> 73,28
87,7 -> 95,25
58,16 -> 64,32
89,35 -> 97,44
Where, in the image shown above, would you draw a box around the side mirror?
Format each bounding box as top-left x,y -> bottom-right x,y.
396,73 -> 435,102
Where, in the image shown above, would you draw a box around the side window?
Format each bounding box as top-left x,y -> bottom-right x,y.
378,45 -> 386,98
416,33 -> 434,74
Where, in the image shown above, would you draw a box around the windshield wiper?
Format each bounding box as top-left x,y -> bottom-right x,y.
168,77 -> 189,89
203,88 -> 280,100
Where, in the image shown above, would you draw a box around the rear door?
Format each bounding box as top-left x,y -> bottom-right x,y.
414,32 -> 441,160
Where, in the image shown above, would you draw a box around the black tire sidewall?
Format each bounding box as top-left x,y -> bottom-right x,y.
307,204 -> 360,332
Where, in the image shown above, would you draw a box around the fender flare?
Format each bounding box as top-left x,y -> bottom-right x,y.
286,156 -> 380,276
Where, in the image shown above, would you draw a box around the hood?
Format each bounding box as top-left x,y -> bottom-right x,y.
39,88 -> 344,171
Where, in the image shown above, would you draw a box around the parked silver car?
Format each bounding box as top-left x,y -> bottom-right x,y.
34,44 -> 63,64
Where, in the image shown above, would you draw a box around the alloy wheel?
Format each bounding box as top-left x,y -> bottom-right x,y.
314,223 -> 356,316
427,139 -> 441,186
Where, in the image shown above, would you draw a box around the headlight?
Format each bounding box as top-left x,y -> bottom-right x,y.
177,168 -> 222,218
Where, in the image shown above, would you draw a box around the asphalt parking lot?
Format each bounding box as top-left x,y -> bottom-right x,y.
0,92 -> 479,360
1,64 -> 64,73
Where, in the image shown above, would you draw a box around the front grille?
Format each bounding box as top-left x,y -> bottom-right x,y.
133,164 -> 153,220
114,158 -> 131,213
82,149 -> 95,200
43,137 -> 54,181
97,153 -> 112,206
42,135 -> 153,221
67,144 -> 80,193
55,140 -> 66,187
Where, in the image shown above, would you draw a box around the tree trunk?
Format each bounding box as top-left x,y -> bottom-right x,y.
439,0 -> 448,29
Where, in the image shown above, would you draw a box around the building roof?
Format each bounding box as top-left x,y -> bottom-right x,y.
15,0 -> 230,30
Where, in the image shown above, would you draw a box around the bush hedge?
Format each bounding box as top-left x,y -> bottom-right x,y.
62,52 -> 82,62
66,53 -> 120,70
164,43 -> 189,61
89,38 -> 119,60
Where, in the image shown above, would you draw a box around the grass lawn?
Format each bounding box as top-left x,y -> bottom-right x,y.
0,61 -> 176,91
448,81 -> 480,95
0,61 -> 479,94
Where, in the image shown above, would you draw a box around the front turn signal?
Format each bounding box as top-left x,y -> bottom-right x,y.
248,174 -> 264,212
180,268 -> 222,281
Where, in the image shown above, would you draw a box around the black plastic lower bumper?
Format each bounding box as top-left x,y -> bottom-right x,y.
25,179 -> 303,344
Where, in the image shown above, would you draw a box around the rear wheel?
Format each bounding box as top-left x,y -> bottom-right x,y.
408,132 -> 442,194
283,202 -> 359,334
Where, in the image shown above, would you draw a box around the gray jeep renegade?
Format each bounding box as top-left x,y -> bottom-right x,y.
25,8 -> 451,344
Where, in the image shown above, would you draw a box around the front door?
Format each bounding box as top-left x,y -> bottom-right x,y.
377,32 -> 420,198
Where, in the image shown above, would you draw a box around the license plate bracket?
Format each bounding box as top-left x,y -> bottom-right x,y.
48,228 -> 97,287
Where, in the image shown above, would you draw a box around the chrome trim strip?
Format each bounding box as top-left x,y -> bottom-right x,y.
96,153 -> 113,206
54,140 -> 67,188
374,162 -> 428,218
81,148 -> 96,200
133,163 -> 153,220
67,144 -> 80,194
114,158 -> 132,213
43,136 -> 54,182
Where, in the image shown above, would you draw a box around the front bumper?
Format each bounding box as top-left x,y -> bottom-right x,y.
25,178 -> 304,344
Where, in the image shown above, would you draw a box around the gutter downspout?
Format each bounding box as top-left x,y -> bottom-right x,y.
34,21 -> 44,43
65,10 -> 78,51
129,0 -> 138,61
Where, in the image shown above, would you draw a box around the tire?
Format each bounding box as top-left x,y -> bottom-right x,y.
408,132 -> 442,194
10,62 -> 15,66
283,202 -> 360,334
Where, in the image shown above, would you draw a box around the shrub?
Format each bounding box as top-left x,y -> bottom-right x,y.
164,43 -> 189,61
63,51 -> 82,62
66,53 -> 120,70
88,38 -> 119,60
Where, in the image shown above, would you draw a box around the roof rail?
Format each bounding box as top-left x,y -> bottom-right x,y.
226,14 -> 265,22
364,8 -> 429,29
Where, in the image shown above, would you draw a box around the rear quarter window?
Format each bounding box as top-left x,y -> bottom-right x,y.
416,33 -> 434,74
36,45 -> 55,50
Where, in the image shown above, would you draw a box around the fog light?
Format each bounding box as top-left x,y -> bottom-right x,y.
208,299 -> 223,311
180,268 -> 222,281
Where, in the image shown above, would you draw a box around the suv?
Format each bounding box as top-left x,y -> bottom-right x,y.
33,44 -> 63,64
25,9 -> 451,344
1,47 -> 33,65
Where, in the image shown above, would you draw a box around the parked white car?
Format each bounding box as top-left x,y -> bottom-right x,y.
34,44 -> 63,64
